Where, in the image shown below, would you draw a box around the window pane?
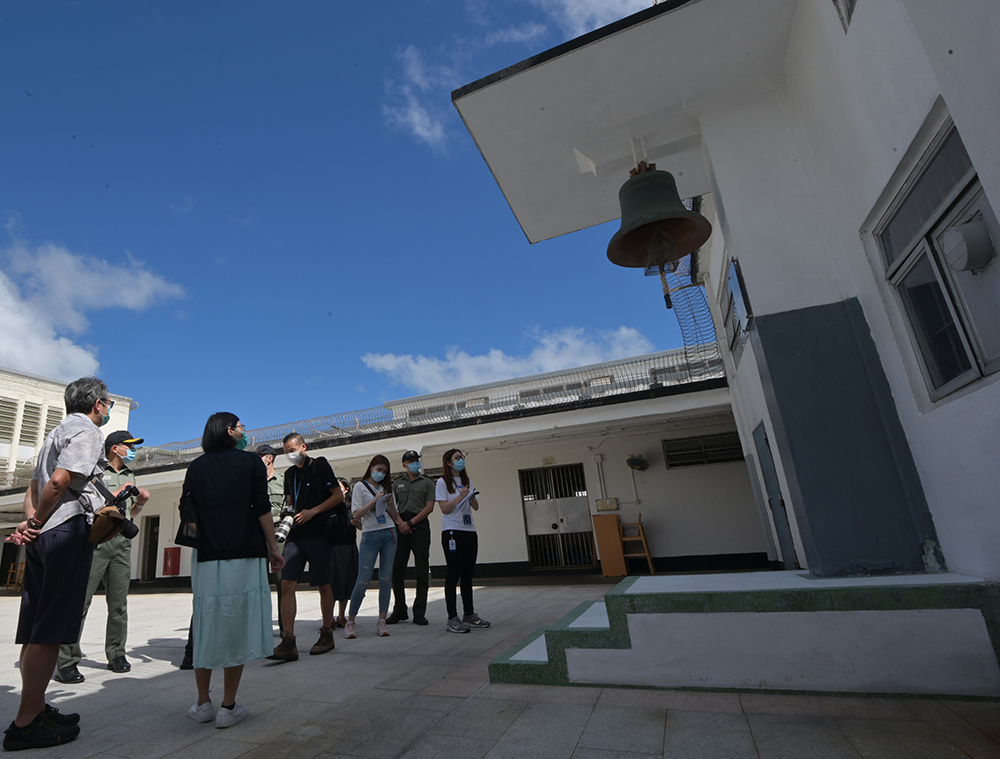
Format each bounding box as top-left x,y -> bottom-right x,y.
897,253 -> 973,388
933,187 -> 1000,368
880,129 -> 973,267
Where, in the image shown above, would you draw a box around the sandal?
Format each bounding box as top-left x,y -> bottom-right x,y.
335,616 -> 347,629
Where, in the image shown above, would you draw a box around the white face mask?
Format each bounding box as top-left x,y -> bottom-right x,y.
287,450 -> 302,465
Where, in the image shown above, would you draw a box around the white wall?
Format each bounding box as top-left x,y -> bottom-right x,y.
125,412 -> 767,580
697,0 -> 1000,577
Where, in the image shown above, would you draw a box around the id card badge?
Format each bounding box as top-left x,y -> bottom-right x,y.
448,533 -> 457,553
463,513 -> 472,526
376,513 -> 387,524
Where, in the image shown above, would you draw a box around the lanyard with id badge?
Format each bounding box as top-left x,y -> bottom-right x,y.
362,480 -> 389,524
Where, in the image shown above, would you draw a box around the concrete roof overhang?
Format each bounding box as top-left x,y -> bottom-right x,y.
452,0 -> 798,244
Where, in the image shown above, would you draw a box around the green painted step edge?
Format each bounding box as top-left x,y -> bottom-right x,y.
489,579 -> 1000,690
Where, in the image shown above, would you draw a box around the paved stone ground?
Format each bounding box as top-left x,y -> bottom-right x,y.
2,584 -> 999,758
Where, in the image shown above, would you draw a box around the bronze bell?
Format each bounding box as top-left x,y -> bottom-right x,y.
607,165 -> 713,268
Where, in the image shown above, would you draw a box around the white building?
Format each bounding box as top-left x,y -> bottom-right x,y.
451,0 -> 1000,580
0,349 -> 769,583
0,366 -> 132,581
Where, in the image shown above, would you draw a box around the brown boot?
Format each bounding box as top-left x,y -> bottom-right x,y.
268,634 -> 298,661
310,626 -> 335,655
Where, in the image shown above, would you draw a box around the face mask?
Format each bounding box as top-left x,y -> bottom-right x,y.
123,447 -> 137,463
407,461 -> 421,474
372,469 -> 386,482
453,458 -> 466,472
287,450 -> 302,465
236,431 -> 249,451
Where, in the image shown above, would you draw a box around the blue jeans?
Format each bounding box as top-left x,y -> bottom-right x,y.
349,528 -> 396,616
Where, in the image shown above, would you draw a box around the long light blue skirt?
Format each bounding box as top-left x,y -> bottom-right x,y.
191,551 -> 273,670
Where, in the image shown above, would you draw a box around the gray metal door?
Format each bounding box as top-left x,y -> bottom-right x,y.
752,422 -> 798,569
519,464 -> 595,569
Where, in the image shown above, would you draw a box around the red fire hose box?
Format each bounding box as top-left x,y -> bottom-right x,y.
163,546 -> 181,576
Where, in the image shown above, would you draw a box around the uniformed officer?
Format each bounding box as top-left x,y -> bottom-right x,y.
256,444 -> 286,635
386,450 -> 436,626
54,430 -> 150,683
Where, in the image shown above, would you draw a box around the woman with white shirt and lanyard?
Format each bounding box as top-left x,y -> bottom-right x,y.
436,448 -> 490,634
344,455 -> 405,639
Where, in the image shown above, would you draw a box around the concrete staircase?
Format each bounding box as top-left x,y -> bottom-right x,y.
489,571 -> 1000,697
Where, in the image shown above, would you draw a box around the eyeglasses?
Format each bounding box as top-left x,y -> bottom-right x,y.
100,399 -> 115,410
232,423 -> 245,431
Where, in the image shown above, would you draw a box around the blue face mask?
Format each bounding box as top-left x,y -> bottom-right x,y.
453,458 -> 466,472
123,447 -> 137,463
372,469 -> 386,482
407,461 -> 421,474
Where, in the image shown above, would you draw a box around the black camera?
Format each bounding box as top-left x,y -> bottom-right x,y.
107,484 -> 140,540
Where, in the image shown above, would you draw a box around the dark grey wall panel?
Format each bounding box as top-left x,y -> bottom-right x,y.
750,298 -> 942,576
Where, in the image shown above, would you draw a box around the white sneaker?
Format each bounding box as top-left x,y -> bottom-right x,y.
187,701 -> 214,723
215,703 -> 248,729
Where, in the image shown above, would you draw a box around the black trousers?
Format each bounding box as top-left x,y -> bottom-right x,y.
391,524 -> 431,618
441,530 -> 478,619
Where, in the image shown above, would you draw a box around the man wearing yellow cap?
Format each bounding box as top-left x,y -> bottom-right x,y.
55,430 -> 150,683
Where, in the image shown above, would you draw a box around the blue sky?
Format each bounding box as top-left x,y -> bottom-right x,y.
0,0 -> 682,446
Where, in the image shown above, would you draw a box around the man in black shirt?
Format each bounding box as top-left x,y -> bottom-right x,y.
269,433 -> 343,661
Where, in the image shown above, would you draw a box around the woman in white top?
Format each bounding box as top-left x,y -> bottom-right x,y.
435,448 -> 490,634
345,455 -> 405,638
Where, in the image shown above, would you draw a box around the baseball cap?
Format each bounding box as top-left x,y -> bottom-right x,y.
105,430 -> 143,449
402,450 -> 420,462
256,444 -> 281,458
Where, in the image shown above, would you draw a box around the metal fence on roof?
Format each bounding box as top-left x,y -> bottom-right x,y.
0,345 -> 723,491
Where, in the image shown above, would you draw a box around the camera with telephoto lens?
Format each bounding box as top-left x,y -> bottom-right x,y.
109,485 -> 140,540
274,509 -> 295,543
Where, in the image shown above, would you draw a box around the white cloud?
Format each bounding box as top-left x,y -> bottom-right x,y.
382,90 -> 448,149
362,326 -> 655,394
484,22 -> 547,47
383,46 -> 462,149
529,0 -> 650,38
0,270 -> 100,379
0,241 -> 184,380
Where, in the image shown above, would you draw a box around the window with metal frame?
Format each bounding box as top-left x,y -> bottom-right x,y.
875,122 -> 1000,400
662,432 -> 744,468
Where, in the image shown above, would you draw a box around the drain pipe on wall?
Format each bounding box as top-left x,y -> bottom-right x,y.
594,454 -> 608,500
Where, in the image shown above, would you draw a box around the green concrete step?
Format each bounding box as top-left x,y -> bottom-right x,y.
489,572 -> 1000,696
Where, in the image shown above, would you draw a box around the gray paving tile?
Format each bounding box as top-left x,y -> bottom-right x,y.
901,699 -> 1000,759
475,683 -> 601,705
398,731 -> 497,759
335,707 -> 444,759
748,714 -> 862,759
159,736 -> 271,759
434,697 -> 527,741
941,701 -> 1000,741
739,694 -> 917,721
572,749 -> 661,759
484,701 -> 594,759
662,710 -> 757,759
420,676 -> 489,698
835,718 -> 969,759
598,688 -> 743,713
578,705 -> 665,754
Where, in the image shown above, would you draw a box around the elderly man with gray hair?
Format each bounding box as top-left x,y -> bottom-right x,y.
4,377 -> 112,751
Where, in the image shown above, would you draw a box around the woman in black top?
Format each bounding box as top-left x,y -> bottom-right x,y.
180,413 -> 284,730
330,477 -> 358,628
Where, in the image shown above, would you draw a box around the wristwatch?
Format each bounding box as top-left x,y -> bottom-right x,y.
27,516 -> 44,530
407,519 -> 414,528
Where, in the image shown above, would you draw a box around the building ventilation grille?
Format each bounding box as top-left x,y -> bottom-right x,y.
662,432 -> 744,468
